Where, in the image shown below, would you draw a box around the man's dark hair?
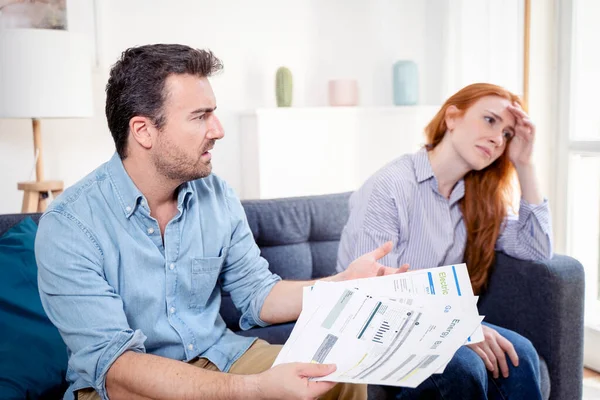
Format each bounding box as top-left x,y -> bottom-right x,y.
105,44 -> 223,159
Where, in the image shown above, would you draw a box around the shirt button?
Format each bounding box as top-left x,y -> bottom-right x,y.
125,206 -> 132,212
169,307 -> 176,314
188,344 -> 194,351
147,227 -> 154,234
169,263 -> 175,270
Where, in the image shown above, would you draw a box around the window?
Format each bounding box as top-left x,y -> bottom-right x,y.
558,0 -> 600,370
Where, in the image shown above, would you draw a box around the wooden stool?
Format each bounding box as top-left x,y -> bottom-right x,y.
17,180 -> 64,213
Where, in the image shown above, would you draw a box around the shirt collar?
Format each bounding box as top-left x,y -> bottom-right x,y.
106,153 -> 196,218
413,147 -> 465,205
107,153 -> 144,218
177,181 -> 194,210
414,147 -> 435,183
448,179 -> 465,206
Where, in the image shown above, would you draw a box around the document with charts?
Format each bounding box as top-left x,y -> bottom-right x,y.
303,263 -> 484,344
274,264 -> 483,387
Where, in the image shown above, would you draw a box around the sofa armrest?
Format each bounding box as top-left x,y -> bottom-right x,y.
478,252 -> 585,400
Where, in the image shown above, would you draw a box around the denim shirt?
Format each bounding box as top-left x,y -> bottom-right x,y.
35,153 -> 281,400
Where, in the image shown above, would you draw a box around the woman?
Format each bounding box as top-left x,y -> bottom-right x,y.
337,83 -> 552,399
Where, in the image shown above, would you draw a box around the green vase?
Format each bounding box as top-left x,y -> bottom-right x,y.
275,67 -> 293,107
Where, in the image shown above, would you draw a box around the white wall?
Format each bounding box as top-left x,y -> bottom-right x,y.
0,0 -> 444,213
443,0 -> 524,97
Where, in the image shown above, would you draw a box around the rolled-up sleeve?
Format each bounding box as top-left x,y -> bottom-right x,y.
35,211 -> 147,400
495,198 -> 554,261
219,184 -> 281,330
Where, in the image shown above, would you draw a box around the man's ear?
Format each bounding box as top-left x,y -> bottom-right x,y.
129,116 -> 154,150
444,105 -> 460,132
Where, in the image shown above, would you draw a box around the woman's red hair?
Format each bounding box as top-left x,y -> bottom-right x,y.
424,83 -> 521,294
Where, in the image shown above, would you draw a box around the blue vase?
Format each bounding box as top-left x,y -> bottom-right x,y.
393,60 -> 418,105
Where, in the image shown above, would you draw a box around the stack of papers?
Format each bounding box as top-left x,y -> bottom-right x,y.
272,264 -> 484,388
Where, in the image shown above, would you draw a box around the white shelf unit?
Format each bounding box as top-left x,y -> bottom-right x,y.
240,106 -> 439,199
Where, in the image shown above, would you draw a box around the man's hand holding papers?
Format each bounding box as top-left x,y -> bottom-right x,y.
254,362 -> 338,399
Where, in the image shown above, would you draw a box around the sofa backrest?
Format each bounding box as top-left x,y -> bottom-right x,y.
0,213 -> 41,236
241,192 -> 352,280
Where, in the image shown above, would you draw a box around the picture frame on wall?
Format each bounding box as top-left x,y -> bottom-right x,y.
0,0 -> 67,30
0,0 -> 102,68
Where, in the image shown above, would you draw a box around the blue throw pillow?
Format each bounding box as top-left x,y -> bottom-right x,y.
0,217 -> 68,399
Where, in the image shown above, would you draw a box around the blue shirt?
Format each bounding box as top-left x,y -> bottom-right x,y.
337,148 -> 553,271
35,153 -> 281,400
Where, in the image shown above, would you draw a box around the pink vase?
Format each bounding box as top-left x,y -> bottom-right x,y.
328,79 -> 359,106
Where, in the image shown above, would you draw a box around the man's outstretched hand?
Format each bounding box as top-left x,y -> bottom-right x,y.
334,242 -> 409,282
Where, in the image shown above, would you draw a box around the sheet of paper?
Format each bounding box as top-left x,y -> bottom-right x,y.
303,264 -> 483,343
275,281 -> 483,388
306,284 -> 481,373
348,263 -> 473,296
327,264 -> 484,344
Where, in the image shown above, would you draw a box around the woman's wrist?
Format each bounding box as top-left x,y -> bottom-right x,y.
514,163 -> 544,205
514,161 -> 534,174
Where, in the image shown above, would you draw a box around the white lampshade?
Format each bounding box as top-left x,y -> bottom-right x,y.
0,28 -> 93,119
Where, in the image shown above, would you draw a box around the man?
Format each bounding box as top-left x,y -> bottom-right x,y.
35,44 -> 405,400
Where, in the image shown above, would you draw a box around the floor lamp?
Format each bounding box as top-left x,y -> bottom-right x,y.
0,28 -> 93,212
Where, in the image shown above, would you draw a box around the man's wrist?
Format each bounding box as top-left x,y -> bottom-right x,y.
324,271 -> 345,283
238,373 -> 263,399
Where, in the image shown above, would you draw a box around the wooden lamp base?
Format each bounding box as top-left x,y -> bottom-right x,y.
18,119 -> 64,213
17,180 -> 64,213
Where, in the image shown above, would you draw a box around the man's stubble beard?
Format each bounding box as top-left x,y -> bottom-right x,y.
152,139 -> 214,182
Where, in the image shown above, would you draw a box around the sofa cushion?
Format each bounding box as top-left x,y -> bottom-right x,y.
0,217 -> 68,399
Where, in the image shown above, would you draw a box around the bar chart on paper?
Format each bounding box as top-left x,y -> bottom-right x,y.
357,304 -> 407,346
373,320 -> 390,344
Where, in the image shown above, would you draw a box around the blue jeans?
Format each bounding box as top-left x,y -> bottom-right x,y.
392,322 -> 542,400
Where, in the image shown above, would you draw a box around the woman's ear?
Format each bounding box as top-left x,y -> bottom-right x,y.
445,105 -> 460,132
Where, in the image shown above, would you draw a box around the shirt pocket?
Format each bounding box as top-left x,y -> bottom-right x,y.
189,249 -> 228,310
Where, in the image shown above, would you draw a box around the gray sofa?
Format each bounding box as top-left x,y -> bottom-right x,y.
0,192 -> 585,400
